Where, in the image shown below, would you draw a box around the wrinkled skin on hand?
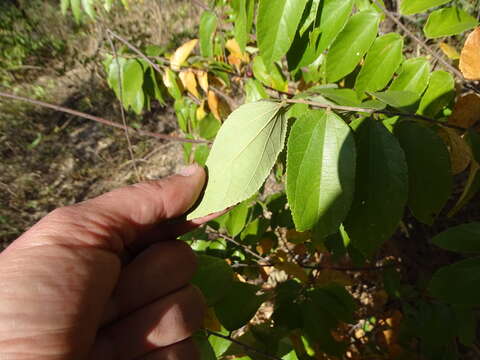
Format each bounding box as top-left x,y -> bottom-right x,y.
0,164 -> 214,360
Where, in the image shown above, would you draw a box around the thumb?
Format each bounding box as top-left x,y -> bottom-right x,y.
11,164 -> 206,254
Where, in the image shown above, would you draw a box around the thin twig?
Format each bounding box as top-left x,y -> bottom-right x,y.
231,261 -> 398,272
207,330 -> 282,360
106,30 -> 141,182
0,91 -> 209,144
372,0 -> 465,80
284,98 -> 466,131
106,29 -> 163,74
217,233 -> 268,262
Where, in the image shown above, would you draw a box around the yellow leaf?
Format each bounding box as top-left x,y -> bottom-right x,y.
197,70 -> 209,93
170,39 -> 198,71
449,93 -> 480,129
207,90 -> 231,121
439,42 -> 460,60
460,27 -> 480,80
448,161 -> 480,217
226,38 -> 250,71
440,128 -> 472,174
179,70 -> 200,98
207,90 -> 221,121
203,307 -> 222,332
196,100 -> 207,120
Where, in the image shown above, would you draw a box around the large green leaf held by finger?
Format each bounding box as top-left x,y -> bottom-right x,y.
399,0 -> 451,15
257,0 -> 308,68
395,121 -> 452,225
326,10 -> 380,83
286,110 -> 356,237
187,101 -> 288,219
355,33 -> 404,95
344,118 -> 408,257
424,7 -> 478,39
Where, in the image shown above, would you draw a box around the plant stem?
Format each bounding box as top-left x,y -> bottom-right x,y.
106,30 -> 141,182
283,98 -> 466,131
206,330 -> 283,360
0,91 -> 209,144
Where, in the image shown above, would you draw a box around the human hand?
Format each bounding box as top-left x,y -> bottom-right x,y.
0,164 -> 210,360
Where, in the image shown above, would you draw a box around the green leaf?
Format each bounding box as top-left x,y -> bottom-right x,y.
431,223 -> 480,253
194,145 -> 210,167
417,71 -> 455,117
395,121 -> 452,224
225,201 -> 250,237
71,0 -> 83,23
370,90 -> 419,110
232,0 -> 254,52
315,0 -> 354,55
424,7 -> 478,39
81,0 -> 95,19
245,79 -> 268,103
286,110 -> 356,236
326,10 -> 380,83
453,306 -> 476,347
429,257 -> 480,305
209,328 -> 231,357
311,284 -> 357,323
389,57 -> 431,97
187,101 -> 288,219
252,56 -> 288,92
215,282 -> 266,331
199,11 -> 218,58
191,255 -> 233,306
355,33 -> 404,94
299,0 -> 321,36
193,332 -> 217,360
108,58 -> 145,113
61,0 -> 70,14
313,88 -> 361,107
344,118 -> 408,257
399,0 -> 451,15
199,114 -> 221,140
257,0 -> 308,67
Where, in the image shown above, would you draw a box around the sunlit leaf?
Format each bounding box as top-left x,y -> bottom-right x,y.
199,11 -> 218,58
355,33 -> 404,95
179,70 -> 200,98
170,39 -> 198,71
326,10 -> 380,83
399,0 -> 451,15
389,57 -> 431,97
417,71 -> 455,117
257,0 -> 308,67
187,101 -> 288,219
286,110 -> 356,236
424,7 -> 478,39
460,28 -> 480,80
439,42 -> 460,60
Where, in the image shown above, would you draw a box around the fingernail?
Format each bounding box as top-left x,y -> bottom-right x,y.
177,164 -> 198,177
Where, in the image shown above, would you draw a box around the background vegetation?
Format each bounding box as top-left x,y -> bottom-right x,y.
1,0 -> 480,359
